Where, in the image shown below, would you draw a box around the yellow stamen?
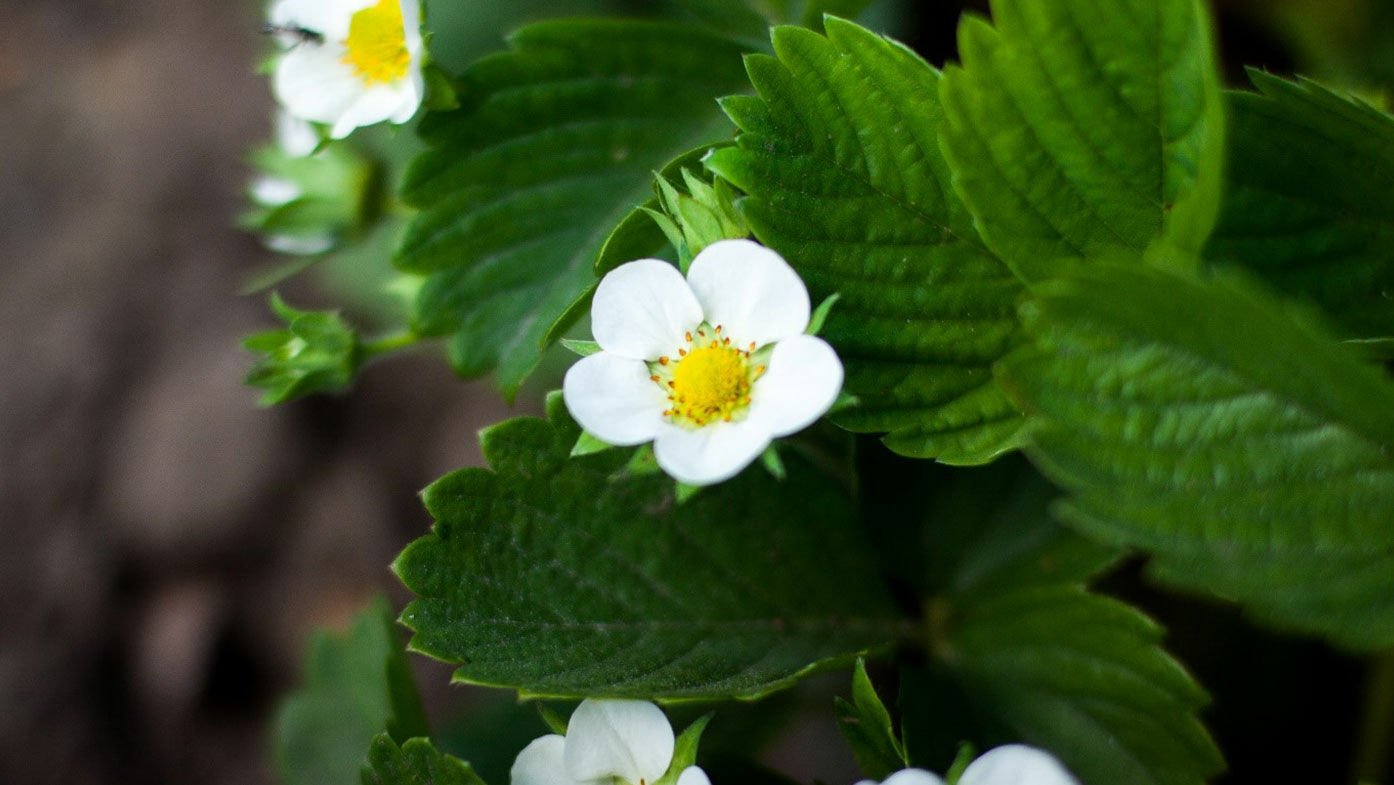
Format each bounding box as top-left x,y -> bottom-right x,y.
666,342 -> 752,427
341,0 -> 410,85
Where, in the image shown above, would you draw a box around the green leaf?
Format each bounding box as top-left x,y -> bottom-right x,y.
393,395 -> 905,700
706,19 -> 1028,464
276,596 -> 429,785
396,20 -> 750,394
801,2 -> 875,29
902,459 -> 1220,785
939,0 -> 1225,280
677,0 -> 773,41
1205,71 -> 1394,340
362,734 -> 487,785
835,659 -> 907,780
1146,547 -> 1394,651
998,264 -> 1394,648
939,586 -> 1221,785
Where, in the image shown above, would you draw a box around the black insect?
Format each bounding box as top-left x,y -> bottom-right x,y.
260,22 -> 325,46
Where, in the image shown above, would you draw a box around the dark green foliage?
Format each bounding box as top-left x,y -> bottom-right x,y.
396,20 -> 751,394
707,19 -> 1028,464
1206,71 -> 1394,340
1001,265 -> 1394,648
906,460 -> 1222,785
276,597 -> 429,785
394,395 -> 906,700
939,0 -> 1225,280
362,735 -> 488,785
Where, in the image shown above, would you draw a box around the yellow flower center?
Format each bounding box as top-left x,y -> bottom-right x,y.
341,0 -> 410,85
653,326 -> 765,428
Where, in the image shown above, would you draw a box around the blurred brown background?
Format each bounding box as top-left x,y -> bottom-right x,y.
0,1 -> 1388,784
0,2 -> 516,782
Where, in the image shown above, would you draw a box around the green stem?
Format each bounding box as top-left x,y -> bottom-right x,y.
1354,649 -> 1394,782
360,329 -> 422,360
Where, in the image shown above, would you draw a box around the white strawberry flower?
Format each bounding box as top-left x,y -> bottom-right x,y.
855,746 -> 1080,785
511,699 -> 711,785
563,239 -> 844,486
267,0 -> 425,139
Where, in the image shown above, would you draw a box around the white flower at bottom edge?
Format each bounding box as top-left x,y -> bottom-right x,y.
268,0 -> 425,138
853,746 -> 1080,785
562,239 -> 844,486
510,699 -> 711,785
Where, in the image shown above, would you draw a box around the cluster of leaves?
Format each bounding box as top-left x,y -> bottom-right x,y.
252,0 -> 1394,784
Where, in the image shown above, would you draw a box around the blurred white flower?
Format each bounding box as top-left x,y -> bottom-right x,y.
274,109 -> 321,157
854,746 -> 1080,785
511,699 -> 710,785
563,239 -> 843,486
267,0 -> 425,138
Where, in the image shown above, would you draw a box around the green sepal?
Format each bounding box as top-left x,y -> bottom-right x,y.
835,659 -> 907,780
760,446 -> 787,481
571,431 -> 616,457
560,339 -> 602,357
244,292 -> 362,406
943,743 -> 977,785
654,166 -> 751,263
642,207 -> 691,268
675,481 -> 704,505
536,703 -> 570,736
654,713 -> 715,785
806,293 -> 840,336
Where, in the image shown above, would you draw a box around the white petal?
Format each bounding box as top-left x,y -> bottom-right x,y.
957,746 -> 1080,785
274,109 -> 321,157
653,420 -> 771,486
329,82 -> 419,138
563,353 -> 668,447
878,770 -> 946,785
264,233 -> 335,255
676,767 -> 712,785
248,175 -> 302,207
591,260 -> 702,360
400,0 -> 424,55
268,0 -> 365,40
685,239 -> 810,349
746,335 -> 843,438
564,700 -> 675,785
273,44 -> 366,127
389,65 -> 425,123
511,735 -> 582,785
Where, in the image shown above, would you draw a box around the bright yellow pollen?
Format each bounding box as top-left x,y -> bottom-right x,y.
669,343 -> 751,426
341,0 -> 410,85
